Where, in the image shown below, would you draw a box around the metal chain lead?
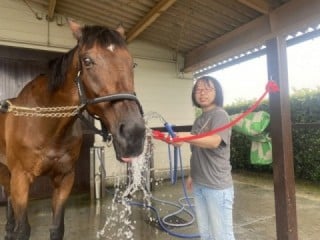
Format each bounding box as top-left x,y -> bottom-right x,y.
6,101 -> 85,118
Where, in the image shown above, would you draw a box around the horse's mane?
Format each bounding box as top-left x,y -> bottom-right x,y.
48,48 -> 76,92
80,25 -> 126,49
48,25 -> 126,92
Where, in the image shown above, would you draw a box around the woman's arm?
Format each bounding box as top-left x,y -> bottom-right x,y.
175,132 -> 222,149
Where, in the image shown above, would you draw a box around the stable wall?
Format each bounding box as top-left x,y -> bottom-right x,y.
0,0 -> 75,51
0,0 -> 195,185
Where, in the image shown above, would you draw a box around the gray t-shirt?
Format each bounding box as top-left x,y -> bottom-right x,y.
190,107 -> 232,189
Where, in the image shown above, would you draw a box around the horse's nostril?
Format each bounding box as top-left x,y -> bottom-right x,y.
118,121 -> 145,139
119,123 -> 125,136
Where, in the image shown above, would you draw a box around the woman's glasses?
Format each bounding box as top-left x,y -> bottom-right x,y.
195,87 -> 215,94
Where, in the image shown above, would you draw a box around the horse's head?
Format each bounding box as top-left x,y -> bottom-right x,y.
69,20 -> 145,162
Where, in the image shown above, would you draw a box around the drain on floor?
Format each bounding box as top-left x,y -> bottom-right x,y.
146,215 -> 187,231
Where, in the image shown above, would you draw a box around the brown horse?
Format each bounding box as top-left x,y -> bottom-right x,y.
0,20 -> 145,240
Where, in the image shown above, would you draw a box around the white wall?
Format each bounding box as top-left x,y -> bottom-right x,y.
0,0 -> 76,51
0,0 -> 196,184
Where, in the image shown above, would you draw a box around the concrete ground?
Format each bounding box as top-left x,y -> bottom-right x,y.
0,171 -> 320,240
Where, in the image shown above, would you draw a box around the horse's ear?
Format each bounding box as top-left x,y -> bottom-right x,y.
116,24 -> 126,40
67,18 -> 83,40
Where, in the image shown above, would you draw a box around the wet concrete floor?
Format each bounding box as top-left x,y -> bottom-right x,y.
1,171 -> 320,240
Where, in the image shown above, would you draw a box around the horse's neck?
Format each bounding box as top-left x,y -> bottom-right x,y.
59,70 -> 81,105
48,64 -> 83,135
63,55 -> 82,105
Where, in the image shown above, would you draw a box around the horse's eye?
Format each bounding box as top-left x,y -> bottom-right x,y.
82,57 -> 94,67
133,63 -> 138,69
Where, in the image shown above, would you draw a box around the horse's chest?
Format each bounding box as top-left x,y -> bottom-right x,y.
47,150 -> 74,170
33,146 -> 80,176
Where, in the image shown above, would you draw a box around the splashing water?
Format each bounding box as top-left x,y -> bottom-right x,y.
97,131 -> 153,240
97,182 -> 135,239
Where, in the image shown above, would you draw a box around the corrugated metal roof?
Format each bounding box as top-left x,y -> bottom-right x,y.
26,0 -> 320,73
27,0 -> 289,54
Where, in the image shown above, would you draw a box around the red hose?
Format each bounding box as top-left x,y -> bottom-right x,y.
152,81 -> 279,143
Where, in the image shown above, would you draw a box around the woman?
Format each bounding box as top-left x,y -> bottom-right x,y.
174,76 -> 234,240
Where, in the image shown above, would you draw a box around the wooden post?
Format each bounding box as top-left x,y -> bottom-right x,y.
266,37 -> 298,240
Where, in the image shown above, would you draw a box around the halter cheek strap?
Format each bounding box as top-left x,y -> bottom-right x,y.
75,71 -> 87,106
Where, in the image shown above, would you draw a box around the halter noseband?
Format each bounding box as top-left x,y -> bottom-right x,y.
74,70 -> 144,115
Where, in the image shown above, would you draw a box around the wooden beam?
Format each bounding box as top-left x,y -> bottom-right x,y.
266,37 -> 298,240
184,0 -> 320,73
238,0 -> 271,14
47,0 -> 56,21
126,0 -> 177,43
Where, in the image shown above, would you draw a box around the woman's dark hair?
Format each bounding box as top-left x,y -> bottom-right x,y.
191,76 -> 224,108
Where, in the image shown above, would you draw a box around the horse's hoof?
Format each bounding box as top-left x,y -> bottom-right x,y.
4,233 -> 14,240
50,227 -> 64,240
15,233 -> 30,240
5,232 -> 29,240
13,225 -> 31,240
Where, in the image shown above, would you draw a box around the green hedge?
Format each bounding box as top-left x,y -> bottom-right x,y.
225,88 -> 320,182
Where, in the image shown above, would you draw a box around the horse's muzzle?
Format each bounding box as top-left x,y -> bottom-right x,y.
112,117 -> 146,162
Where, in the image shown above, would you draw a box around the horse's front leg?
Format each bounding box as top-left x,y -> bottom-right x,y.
50,170 -> 75,240
10,170 -> 31,240
5,197 -> 16,240
0,163 -> 15,240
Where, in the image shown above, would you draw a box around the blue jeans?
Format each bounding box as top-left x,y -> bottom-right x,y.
193,183 -> 235,240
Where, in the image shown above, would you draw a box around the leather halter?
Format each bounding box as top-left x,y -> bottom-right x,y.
74,70 -> 144,115
74,70 -> 144,142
